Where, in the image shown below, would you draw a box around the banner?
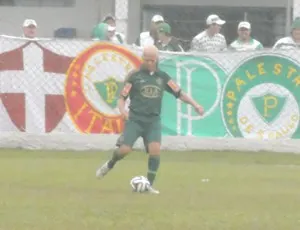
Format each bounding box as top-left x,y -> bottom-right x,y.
0,36 -> 299,140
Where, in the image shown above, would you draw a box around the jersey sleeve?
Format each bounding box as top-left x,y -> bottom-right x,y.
120,71 -> 135,99
163,73 -> 181,98
273,38 -> 283,49
257,43 -> 263,50
190,37 -> 198,51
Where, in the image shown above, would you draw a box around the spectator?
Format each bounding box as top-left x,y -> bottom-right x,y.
229,21 -> 263,51
23,19 -> 37,39
135,14 -> 164,48
273,17 -> 300,49
191,14 -> 226,52
156,22 -> 184,52
91,23 -> 109,41
103,15 -> 126,45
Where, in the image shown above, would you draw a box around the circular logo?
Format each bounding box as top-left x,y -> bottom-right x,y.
159,55 -> 226,136
221,55 -> 300,139
65,43 -> 141,133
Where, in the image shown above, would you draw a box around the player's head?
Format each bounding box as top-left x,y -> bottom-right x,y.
23,19 -> 37,38
142,45 -> 159,72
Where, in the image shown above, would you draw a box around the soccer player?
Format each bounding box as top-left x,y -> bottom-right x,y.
96,45 -> 204,194
115,133 -> 149,153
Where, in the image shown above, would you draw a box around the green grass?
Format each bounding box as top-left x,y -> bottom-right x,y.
0,150 -> 300,230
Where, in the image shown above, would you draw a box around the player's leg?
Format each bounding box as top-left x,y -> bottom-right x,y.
96,120 -> 142,178
115,133 -> 124,148
142,136 -> 149,154
144,119 -> 162,194
119,131 -> 148,154
118,133 -> 149,154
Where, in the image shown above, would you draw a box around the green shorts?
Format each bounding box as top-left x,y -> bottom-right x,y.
116,133 -> 149,153
122,119 -> 161,148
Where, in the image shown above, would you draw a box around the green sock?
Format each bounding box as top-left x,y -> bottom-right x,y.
108,148 -> 124,169
147,155 -> 160,185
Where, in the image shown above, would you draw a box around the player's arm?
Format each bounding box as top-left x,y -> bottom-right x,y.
179,92 -> 204,115
118,71 -> 135,118
179,91 -> 200,108
164,74 -> 204,115
118,97 -> 127,117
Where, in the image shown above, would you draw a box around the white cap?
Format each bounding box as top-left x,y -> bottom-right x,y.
108,26 -> 116,31
238,21 -> 251,30
206,14 -> 226,25
23,19 -> 37,27
151,15 -> 164,23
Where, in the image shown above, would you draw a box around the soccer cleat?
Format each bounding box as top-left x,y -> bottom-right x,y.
96,161 -> 111,179
146,185 -> 160,194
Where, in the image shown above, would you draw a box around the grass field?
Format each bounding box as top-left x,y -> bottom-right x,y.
0,149 -> 300,230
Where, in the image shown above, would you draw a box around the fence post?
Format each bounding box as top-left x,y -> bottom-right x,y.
127,0 -> 141,44
286,0 -> 292,35
115,0 -> 129,39
294,0 -> 299,18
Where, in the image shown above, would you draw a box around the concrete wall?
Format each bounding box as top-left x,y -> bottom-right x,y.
0,0 -> 114,38
142,0 -> 288,7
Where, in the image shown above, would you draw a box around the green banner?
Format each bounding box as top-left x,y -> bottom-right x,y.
222,54 -> 300,140
159,53 -> 300,140
159,55 -> 227,137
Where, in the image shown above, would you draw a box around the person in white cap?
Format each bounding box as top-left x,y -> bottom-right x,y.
229,21 -> 263,51
23,19 -> 37,39
190,14 -> 226,52
273,17 -> 300,49
103,15 -> 126,45
135,14 -> 164,48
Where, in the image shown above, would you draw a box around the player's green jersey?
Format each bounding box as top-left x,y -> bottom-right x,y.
121,67 -> 181,122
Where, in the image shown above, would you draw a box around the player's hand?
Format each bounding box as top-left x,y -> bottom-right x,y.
121,111 -> 129,120
194,105 -> 204,116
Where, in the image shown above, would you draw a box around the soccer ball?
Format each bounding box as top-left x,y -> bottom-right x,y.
130,176 -> 150,193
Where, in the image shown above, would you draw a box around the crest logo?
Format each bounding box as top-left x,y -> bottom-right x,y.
221,55 -> 300,139
250,93 -> 287,124
156,78 -> 163,86
65,43 -> 141,133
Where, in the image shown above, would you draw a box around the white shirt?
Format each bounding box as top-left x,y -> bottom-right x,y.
230,38 -> 263,51
110,32 -> 126,45
138,31 -> 154,47
191,30 -> 226,52
273,36 -> 300,49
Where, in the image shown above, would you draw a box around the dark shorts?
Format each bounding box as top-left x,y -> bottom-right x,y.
117,119 -> 161,148
116,133 -> 149,153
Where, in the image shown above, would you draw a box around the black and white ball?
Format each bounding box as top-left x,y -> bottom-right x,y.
130,176 -> 150,192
